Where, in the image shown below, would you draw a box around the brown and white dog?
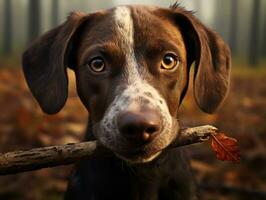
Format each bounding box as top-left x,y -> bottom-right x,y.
22,3 -> 231,200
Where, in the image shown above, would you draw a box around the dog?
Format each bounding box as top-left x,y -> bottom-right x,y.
22,3 -> 231,200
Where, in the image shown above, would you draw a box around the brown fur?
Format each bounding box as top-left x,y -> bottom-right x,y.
22,5 -> 231,200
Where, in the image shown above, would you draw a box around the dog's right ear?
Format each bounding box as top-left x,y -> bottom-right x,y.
22,12 -> 87,114
168,5 -> 231,113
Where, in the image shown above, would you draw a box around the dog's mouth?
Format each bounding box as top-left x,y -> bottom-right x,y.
110,132 -> 177,163
95,117 -> 179,163
114,147 -> 163,163
94,100 -> 179,163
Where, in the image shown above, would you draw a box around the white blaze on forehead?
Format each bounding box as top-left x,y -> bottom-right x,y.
114,6 -> 134,50
114,6 -> 139,82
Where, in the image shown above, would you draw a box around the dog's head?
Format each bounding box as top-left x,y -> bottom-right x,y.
22,5 -> 231,163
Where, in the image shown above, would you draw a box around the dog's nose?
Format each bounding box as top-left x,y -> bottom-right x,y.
117,110 -> 160,143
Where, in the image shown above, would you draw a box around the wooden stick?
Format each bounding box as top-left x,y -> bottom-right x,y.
0,125 -> 217,176
169,125 -> 217,147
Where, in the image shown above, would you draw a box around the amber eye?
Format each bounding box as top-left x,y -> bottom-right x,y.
88,57 -> 105,73
161,53 -> 179,70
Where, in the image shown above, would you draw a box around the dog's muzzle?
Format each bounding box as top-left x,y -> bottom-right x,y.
95,81 -> 177,163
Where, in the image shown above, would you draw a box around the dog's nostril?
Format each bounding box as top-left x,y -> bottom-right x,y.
145,126 -> 158,134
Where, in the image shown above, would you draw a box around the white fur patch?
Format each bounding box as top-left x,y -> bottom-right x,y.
114,6 -> 140,82
97,6 -> 174,163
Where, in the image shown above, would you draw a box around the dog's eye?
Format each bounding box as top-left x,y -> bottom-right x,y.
88,57 -> 105,73
161,54 -> 179,70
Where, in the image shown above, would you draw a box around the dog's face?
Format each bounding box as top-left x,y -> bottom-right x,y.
22,5 -> 231,163
74,6 -> 187,162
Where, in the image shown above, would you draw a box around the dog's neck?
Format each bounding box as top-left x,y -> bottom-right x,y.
72,144 -> 197,200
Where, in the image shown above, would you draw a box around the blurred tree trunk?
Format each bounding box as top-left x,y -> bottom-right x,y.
28,0 -> 41,43
214,0 -> 229,41
194,0 -> 202,19
51,0 -> 59,27
229,0 -> 238,56
214,0 -> 224,33
3,0 -> 12,55
248,0 -> 261,66
262,13 -> 266,58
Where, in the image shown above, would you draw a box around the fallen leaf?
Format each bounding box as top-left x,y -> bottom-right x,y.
211,133 -> 241,163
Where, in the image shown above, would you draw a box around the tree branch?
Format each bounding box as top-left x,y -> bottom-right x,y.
0,125 -> 217,176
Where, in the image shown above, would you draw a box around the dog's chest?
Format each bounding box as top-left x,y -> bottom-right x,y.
66,149 -> 197,200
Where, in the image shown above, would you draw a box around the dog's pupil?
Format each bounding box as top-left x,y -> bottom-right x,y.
94,60 -> 103,67
164,56 -> 173,65
91,59 -> 104,71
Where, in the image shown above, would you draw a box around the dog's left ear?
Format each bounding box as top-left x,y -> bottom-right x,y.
22,12 -> 87,114
169,7 -> 231,113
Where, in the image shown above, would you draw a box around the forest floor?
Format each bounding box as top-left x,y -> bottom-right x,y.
0,59 -> 266,200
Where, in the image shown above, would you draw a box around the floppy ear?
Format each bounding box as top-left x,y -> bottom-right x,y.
171,6 -> 231,113
22,12 -> 87,114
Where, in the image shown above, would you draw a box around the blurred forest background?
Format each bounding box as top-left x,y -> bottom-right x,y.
0,0 -> 266,200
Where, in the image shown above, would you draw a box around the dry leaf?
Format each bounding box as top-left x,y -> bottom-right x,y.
211,133 -> 241,163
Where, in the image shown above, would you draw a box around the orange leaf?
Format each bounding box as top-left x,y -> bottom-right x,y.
211,133 -> 241,163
